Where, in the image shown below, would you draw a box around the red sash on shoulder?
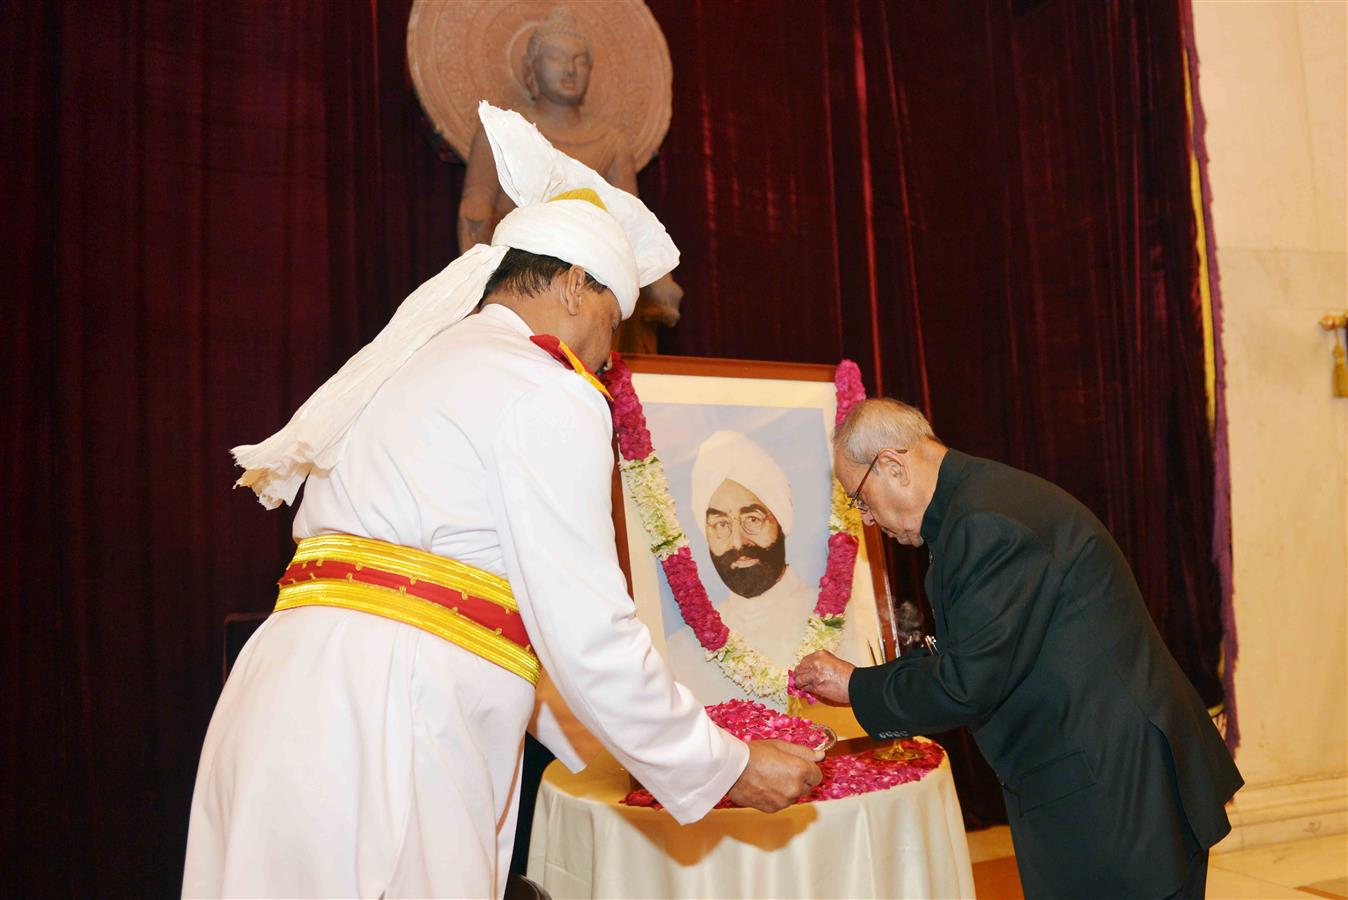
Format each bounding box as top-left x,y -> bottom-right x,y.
530,334 -> 614,403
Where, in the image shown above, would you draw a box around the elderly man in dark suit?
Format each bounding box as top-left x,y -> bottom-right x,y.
795,398 -> 1242,899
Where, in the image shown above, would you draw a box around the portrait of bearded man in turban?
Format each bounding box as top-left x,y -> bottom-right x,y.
703,481 -> 788,599
695,431 -> 795,600
663,430 -> 874,707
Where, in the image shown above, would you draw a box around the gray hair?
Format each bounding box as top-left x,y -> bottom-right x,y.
833,398 -> 938,465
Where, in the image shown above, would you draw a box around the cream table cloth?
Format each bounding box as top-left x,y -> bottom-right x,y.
526,748 -> 975,899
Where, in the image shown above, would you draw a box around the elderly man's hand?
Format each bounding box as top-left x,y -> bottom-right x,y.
793,650 -> 855,705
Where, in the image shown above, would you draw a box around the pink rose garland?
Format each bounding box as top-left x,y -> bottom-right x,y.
833,359 -> 866,425
604,355 -> 728,651
814,531 -> 860,618
660,547 -> 728,650
605,353 -> 653,460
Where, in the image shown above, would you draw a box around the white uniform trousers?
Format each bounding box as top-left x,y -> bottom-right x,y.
183,605 -> 534,898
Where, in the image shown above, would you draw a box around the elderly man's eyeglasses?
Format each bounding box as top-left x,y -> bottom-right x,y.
706,510 -> 770,541
846,448 -> 906,513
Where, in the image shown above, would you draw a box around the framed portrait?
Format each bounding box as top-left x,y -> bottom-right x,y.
611,354 -> 899,730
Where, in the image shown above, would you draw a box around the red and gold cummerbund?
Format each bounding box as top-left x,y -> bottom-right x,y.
275,533 -> 539,685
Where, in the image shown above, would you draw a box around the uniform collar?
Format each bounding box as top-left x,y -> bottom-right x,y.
479,301 -> 533,336
920,449 -> 972,546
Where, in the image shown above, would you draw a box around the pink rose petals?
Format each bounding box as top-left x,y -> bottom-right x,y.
620,700 -> 945,810
786,670 -> 817,704
796,743 -> 945,803
705,699 -> 832,746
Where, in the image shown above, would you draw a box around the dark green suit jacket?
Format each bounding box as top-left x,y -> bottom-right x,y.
849,450 -> 1242,898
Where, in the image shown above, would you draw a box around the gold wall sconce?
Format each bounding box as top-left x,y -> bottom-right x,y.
1319,311 -> 1348,398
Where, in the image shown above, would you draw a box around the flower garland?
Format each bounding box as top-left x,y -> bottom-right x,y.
603,356 -> 867,705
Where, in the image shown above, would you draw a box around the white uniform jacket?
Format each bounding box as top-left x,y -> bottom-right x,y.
184,304 -> 748,898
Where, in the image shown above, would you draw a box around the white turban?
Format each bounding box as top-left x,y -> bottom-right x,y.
483,102 -> 678,314
232,101 -> 678,508
690,431 -> 795,536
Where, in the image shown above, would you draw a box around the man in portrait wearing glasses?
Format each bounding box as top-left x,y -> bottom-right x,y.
664,430 -> 871,706
794,398 -> 1242,900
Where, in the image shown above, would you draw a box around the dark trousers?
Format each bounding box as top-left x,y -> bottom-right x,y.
1164,850 -> 1210,900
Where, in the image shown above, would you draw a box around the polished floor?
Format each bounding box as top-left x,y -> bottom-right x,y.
966,827 -> 1348,899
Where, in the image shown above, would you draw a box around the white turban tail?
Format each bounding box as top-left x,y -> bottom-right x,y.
690,431 -> 795,537
231,101 -> 679,508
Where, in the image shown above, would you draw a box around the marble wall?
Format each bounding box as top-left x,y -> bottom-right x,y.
1192,0 -> 1347,849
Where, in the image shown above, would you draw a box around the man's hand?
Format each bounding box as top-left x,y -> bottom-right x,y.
725,739 -> 824,812
793,650 -> 855,705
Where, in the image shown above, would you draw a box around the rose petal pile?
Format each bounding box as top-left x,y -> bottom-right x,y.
620,701 -> 946,810
705,699 -> 832,746
622,741 -> 945,810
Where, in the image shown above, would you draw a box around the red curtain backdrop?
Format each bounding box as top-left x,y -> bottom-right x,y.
3,0 -> 1222,893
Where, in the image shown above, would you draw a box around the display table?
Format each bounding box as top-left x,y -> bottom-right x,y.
526,747 -> 975,899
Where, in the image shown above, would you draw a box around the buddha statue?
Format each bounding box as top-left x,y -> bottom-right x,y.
458,7 -> 682,350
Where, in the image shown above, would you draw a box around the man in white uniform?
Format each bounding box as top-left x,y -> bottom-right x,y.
666,431 -> 875,706
183,104 -> 822,899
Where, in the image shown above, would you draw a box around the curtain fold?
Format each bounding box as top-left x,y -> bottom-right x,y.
2,1 -> 458,892
3,0 -> 1223,891
640,0 -> 1222,824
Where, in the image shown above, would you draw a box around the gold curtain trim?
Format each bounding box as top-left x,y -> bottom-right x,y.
1183,49 -> 1218,434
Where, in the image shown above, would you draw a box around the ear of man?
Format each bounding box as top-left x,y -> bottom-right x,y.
880,447 -> 912,486
560,265 -> 589,316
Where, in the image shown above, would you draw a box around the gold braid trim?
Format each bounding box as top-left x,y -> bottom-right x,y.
291,533 -> 516,611
555,341 -> 614,401
277,579 -> 540,686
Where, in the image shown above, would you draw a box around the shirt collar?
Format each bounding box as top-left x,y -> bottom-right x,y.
478,301 -> 534,336
920,449 -> 972,546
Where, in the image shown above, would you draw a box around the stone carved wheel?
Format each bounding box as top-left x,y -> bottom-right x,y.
407,0 -> 673,170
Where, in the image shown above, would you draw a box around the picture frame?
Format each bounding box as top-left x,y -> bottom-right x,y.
610,353 -> 900,717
